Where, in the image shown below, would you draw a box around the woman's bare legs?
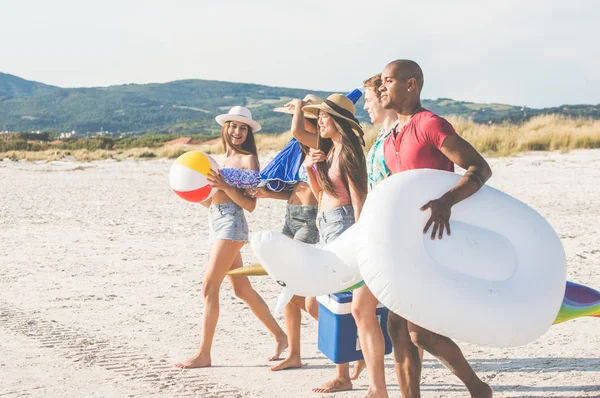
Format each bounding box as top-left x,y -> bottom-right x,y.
313,363 -> 352,393
227,251 -> 288,361
351,360 -> 367,380
270,241 -> 319,372
176,240 -> 286,368
305,296 -> 319,319
271,301 -> 303,370
176,239 -> 243,368
271,295 -> 319,371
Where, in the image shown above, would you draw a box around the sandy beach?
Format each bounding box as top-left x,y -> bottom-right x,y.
1,149 -> 599,398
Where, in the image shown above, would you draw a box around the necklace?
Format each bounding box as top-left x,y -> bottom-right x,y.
409,106 -> 422,118
394,106 -> 422,138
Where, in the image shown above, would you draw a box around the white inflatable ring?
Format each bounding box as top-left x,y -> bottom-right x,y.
360,169 -> 566,347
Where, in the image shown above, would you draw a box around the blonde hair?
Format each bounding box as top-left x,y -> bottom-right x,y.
363,74 -> 383,99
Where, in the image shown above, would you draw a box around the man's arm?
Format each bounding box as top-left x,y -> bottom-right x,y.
421,134 -> 492,239
439,134 -> 492,203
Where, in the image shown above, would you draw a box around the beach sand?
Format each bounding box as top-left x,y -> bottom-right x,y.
1,150 -> 599,397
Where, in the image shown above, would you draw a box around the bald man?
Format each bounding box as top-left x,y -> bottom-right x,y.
379,60 -> 493,398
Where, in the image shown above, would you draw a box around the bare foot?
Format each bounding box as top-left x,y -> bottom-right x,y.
270,354 -> 302,371
268,334 -> 288,361
350,359 -> 366,380
174,352 -> 211,369
470,382 -> 493,398
312,377 -> 352,393
364,388 -> 389,398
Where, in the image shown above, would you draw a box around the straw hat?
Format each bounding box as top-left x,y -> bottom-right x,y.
302,94 -> 363,136
215,106 -> 262,132
273,94 -> 324,119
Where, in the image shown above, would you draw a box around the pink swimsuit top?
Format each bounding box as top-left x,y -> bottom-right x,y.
325,162 -> 351,203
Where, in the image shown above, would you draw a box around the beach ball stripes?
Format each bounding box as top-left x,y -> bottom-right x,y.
169,151 -> 219,203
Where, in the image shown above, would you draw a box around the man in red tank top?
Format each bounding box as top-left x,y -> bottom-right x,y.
378,60 -> 493,398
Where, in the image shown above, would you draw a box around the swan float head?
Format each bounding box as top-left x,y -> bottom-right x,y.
249,225 -> 364,314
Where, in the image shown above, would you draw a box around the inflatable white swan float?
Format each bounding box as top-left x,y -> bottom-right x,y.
242,169 -> 567,347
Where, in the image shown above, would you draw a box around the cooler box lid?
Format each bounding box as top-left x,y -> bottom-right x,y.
317,293 -> 352,315
317,292 -> 385,315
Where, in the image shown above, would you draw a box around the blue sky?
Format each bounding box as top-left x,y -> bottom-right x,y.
2,0 -> 598,108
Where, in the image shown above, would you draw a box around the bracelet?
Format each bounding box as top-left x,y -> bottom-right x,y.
464,171 -> 484,189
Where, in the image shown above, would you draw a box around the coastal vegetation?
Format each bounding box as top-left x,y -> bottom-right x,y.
2,115 -> 599,161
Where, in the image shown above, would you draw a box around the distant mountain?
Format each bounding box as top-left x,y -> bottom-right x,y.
0,72 -> 60,98
0,72 -> 598,135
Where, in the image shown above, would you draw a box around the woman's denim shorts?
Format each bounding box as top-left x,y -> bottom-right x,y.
317,205 -> 355,244
208,202 -> 249,243
281,204 -> 319,244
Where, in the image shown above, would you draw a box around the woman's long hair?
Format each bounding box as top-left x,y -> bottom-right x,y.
221,121 -> 257,156
316,114 -> 367,201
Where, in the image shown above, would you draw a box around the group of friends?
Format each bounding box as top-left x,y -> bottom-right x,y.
175,59 -> 494,398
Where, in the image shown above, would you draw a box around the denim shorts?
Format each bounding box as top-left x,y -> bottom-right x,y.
317,205 -> 355,244
281,204 -> 319,244
208,202 -> 249,243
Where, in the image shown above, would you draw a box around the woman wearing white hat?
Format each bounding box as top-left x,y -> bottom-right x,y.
176,106 -> 287,369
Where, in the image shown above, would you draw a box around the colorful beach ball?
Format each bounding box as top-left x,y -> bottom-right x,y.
169,151 -> 219,203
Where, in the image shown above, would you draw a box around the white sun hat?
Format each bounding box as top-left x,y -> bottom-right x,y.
215,106 -> 262,132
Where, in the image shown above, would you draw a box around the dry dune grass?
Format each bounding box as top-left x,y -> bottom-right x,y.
254,131 -> 294,152
363,124 -> 381,153
0,149 -> 117,162
1,146 -> 208,162
362,115 -> 600,157
2,115 -> 599,162
450,115 -> 600,156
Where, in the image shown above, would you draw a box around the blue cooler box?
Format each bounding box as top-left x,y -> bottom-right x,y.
317,291 -> 393,364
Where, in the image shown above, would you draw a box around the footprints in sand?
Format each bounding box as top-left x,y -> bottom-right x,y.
0,302 -> 249,397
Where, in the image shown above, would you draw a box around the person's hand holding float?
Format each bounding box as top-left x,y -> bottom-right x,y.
421,195 -> 453,240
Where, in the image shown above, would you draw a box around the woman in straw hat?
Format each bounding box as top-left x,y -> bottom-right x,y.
248,94 -> 324,371
301,94 -> 369,393
176,106 -> 287,369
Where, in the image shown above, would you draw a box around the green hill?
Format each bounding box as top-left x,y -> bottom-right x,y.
0,72 -> 61,98
1,72 -> 598,135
